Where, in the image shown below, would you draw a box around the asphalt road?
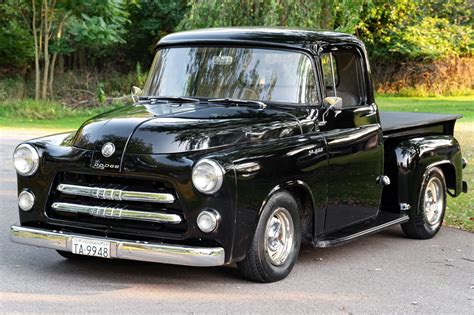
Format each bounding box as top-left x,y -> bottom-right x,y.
1,129 -> 473,314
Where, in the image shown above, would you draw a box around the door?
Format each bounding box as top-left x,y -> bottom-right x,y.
318,46 -> 384,233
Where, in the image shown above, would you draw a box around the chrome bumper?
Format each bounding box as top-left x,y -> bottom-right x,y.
10,225 -> 225,267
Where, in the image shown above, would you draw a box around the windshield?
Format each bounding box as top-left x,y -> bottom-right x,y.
144,47 -> 318,104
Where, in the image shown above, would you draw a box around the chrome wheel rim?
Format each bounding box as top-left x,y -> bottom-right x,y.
264,207 -> 294,266
423,177 -> 444,226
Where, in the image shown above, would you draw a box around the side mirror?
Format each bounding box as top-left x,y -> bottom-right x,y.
131,86 -> 143,103
319,97 -> 343,127
323,96 -> 343,111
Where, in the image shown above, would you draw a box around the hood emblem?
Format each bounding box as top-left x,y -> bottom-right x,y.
101,142 -> 116,157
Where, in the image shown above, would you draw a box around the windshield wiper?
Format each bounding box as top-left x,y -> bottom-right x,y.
139,96 -> 200,103
208,98 -> 267,109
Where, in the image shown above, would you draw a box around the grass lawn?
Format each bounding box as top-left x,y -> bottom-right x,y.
1,96 -> 472,231
0,116 -> 92,130
0,98 -> 121,130
377,95 -> 474,121
443,123 -> 473,232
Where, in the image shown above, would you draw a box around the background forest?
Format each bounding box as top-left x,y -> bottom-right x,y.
0,0 -> 472,106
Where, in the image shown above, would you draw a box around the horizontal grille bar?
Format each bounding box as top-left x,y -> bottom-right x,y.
51,202 -> 182,224
57,184 -> 175,204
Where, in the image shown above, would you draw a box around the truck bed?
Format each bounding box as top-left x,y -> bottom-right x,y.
380,111 -> 462,138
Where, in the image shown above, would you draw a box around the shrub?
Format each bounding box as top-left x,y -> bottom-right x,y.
0,76 -> 30,100
372,57 -> 474,96
0,98 -> 122,120
0,99 -> 71,120
395,17 -> 472,60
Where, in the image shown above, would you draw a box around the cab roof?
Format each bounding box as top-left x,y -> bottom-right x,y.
157,27 -> 364,51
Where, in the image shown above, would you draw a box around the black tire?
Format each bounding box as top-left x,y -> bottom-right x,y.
56,250 -> 93,260
402,167 -> 447,239
237,191 -> 301,283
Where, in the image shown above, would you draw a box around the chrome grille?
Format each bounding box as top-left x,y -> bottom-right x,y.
47,172 -> 186,233
57,184 -> 175,203
51,202 -> 182,224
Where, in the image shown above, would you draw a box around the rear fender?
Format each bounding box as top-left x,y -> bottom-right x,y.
393,136 -> 463,216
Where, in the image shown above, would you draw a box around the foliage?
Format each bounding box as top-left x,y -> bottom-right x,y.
0,21 -> 34,70
177,0 -> 365,33
371,57 -> 474,96
95,82 -> 106,104
0,98 -> 122,120
1,0 -> 473,100
398,17 -> 472,59
0,2 -> 34,70
0,76 -> 30,100
118,0 -> 188,66
179,0 -> 473,61
356,0 -> 473,60
60,0 -> 130,54
0,98 -> 75,120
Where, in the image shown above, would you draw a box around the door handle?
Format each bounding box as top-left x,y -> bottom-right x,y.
354,106 -> 376,117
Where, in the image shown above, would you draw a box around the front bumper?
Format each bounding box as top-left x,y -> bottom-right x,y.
10,225 -> 225,267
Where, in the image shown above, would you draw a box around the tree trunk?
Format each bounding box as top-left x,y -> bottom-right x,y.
41,0 -> 50,99
32,0 -> 41,100
48,52 -> 58,97
58,54 -> 64,74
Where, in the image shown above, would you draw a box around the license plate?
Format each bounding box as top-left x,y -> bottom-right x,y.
72,237 -> 111,258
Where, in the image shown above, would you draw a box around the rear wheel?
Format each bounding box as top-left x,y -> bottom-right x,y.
237,191 -> 301,283
402,167 -> 446,239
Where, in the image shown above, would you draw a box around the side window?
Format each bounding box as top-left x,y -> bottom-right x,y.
320,48 -> 366,107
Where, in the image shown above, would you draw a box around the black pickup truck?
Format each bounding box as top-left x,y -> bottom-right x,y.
10,28 -> 468,282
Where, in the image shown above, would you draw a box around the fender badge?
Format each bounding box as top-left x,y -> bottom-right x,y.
308,147 -> 324,156
101,142 -> 116,157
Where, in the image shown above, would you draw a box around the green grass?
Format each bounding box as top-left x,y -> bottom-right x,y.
0,116 -> 94,130
0,99 -> 121,130
377,95 -> 474,121
444,123 -> 474,232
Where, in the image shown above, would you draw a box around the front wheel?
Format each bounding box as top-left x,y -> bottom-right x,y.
402,167 -> 447,239
237,191 -> 301,283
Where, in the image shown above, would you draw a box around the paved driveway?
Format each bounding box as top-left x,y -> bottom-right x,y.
1,129 -> 473,313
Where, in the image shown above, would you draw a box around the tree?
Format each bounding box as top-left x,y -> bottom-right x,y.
0,3 -> 34,72
120,0 -> 188,67
355,0 -> 473,60
177,0 -> 365,34
17,0 -> 129,100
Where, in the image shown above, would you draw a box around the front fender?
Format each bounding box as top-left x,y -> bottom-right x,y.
224,133 -> 327,262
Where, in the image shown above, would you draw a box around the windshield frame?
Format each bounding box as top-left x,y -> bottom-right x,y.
144,44 -> 322,107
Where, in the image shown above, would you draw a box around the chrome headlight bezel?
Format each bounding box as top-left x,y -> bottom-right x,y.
197,209 -> 221,233
13,144 -> 40,176
192,159 -> 225,195
18,190 -> 35,211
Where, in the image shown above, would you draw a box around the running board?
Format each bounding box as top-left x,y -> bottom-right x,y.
314,213 -> 409,248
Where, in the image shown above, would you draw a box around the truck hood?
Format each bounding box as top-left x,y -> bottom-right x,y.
72,103 -> 302,163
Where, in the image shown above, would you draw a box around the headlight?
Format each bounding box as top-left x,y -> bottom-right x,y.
18,190 -> 35,211
197,209 -> 221,233
192,159 -> 224,194
13,144 -> 40,176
